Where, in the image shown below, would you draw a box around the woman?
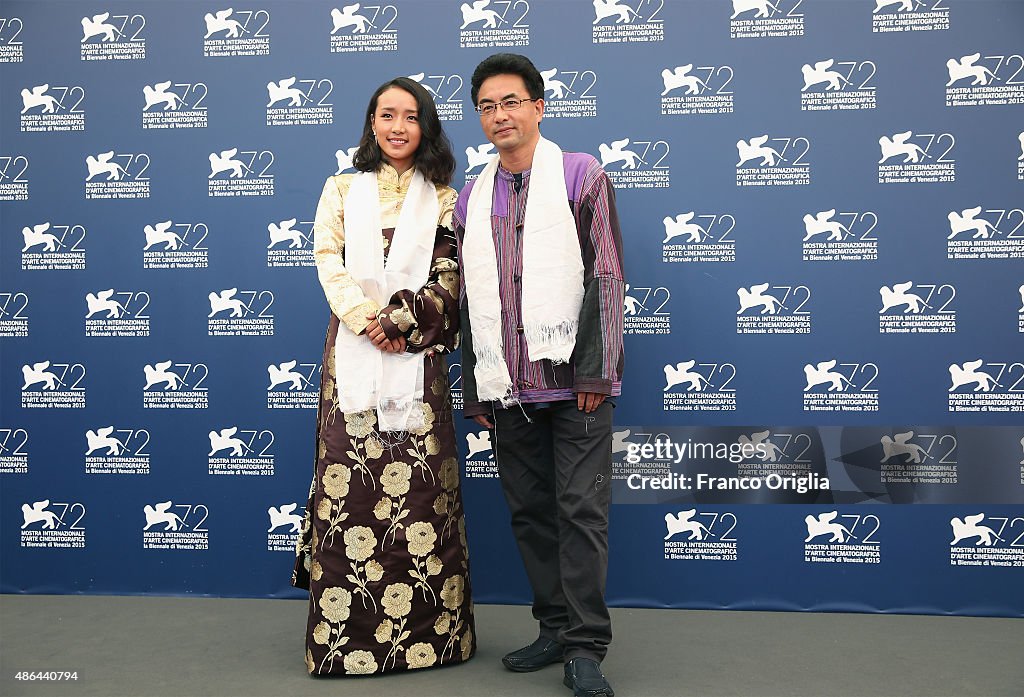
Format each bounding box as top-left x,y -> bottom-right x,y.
293,77 -> 475,675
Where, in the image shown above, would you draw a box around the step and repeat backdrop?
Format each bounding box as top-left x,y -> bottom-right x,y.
1,0 -> 1021,616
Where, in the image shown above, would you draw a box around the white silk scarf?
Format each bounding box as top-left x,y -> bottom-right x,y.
461,137 -> 584,404
335,168 -> 439,431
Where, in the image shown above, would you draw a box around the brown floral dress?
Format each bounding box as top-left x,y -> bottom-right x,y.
293,166 -> 475,675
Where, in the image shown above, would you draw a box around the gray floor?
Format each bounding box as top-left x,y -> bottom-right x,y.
0,595 -> 1020,697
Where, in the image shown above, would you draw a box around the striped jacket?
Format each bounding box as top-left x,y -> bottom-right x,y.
453,150 -> 625,417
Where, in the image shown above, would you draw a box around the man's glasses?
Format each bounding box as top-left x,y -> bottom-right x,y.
475,97 -> 539,116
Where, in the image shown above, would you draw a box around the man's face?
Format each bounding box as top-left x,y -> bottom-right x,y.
476,73 -> 543,154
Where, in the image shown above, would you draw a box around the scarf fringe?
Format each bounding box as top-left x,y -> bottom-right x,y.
471,342 -> 506,371
524,320 -> 579,364
473,343 -> 513,403
376,395 -> 425,432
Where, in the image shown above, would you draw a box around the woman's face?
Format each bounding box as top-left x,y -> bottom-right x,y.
372,87 -> 421,174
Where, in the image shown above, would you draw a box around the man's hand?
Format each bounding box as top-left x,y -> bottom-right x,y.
577,392 -> 606,413
365,313 -> 406,353
472,414 -> 494,429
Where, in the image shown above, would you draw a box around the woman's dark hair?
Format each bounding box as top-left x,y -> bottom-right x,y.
470,53 -> 544,105
352,77 -> 455,187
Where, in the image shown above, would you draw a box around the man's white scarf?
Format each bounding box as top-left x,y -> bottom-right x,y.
335,168 -> 439,432
462,137 -> 584,404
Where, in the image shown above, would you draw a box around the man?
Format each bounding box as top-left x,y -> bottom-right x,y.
454,53 -> 625,697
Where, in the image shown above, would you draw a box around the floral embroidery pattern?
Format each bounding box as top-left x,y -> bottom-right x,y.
391,403 -> 439,494
318,463 -> 351,551
375,461 -> 412,548
377,582 -> 414,669
422,287 -> 446,315
343,650 -> 378,674
436,261 -> 459,296
406,642 -> 438,670
388,302 -> 415,333
448,459 -> 466,551
433,599 -> 465,663
437,574 -> 468,662
295,173 -> 475,675
343,526 -> 382,612
440,574 -> 465,611
405,521 -> 441,604
313,586 -> 353,672
323,345 -> 340,426
343,410 -> 381,490
435,456 -> 462,541
430,375 -> 447,397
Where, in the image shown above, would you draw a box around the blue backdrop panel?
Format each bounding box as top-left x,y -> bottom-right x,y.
1,0 -> 1021,616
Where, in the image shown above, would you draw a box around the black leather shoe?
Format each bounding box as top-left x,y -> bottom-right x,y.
501,637 -> 564,672
563,657 -> 615,697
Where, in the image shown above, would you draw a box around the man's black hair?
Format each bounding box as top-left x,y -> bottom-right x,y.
470,53 -> 544,105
